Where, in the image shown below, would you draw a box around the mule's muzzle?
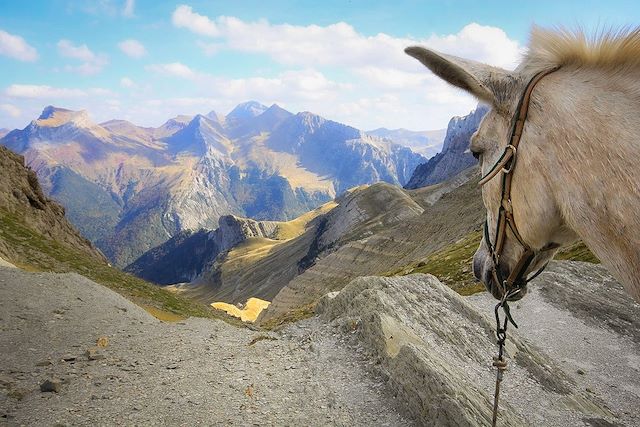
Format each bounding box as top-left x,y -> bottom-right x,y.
473,246 -> 527,301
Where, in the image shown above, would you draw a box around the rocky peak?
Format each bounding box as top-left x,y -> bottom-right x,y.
259,103 -> 293,124
440,105 -> 489,154
226,101 -> 268,123
1,106 -> 108,153
205,110 -> 226,125
214,215 -> 279,252
165,114 -> 230,156
404,105 -> 489,189
35,106 -> 94,128
295,111 -> 326,132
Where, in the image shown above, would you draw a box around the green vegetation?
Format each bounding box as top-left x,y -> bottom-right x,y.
554,241 -> 600,263
388,230 -> 485,296
0,209 -> 238,323
260,303 -> 315,330
386,230 -> 599,297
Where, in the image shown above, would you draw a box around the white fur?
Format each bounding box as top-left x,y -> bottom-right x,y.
407,26 -> 640,301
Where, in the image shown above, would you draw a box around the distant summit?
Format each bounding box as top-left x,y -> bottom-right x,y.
226,101 -> 268,122
36,105 -> 93,128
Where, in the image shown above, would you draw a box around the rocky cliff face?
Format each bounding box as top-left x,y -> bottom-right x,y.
1,103 -> 425,266
404,105 -> 488,189
125,215 -> 280,285
317,262 -> 635,425
0,145 -> 105,264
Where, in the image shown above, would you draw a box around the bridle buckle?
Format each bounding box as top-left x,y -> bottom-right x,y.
500,145 -> 517,174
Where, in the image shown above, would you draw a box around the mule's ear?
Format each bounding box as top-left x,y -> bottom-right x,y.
405,46 -> 512,108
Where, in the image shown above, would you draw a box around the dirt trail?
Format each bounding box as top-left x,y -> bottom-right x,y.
2,261 -> 639,426
0,267 -> 412,426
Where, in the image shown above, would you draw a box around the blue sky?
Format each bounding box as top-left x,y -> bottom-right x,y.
1,0 -> 639,131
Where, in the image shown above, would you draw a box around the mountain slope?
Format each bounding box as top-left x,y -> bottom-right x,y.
0,145 -> 104,263
1,104 -> 425,267
0,144 -> 222,320
125,215 -> 281,285
125,167 -> 479,320
405,105 -> 488,189
267,112 -> 424,193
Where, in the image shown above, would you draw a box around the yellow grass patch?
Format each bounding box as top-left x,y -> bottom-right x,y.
141,305 -> 187,322
211,298 -> 271,322
274,200 -> 337,240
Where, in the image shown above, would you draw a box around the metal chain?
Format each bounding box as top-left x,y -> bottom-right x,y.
491,289 -> 520,427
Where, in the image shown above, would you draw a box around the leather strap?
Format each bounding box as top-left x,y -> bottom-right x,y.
481,67 -> 560,296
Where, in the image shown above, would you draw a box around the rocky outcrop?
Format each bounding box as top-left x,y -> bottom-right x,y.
405,105 -> 488,189
0,145 -> 105,263
215,215 -> 279,248
259,170 -> 484,323
317,271 -> 620,426
125,215 -> 280,285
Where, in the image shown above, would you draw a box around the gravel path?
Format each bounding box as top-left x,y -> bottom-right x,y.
0,267 -> 412,426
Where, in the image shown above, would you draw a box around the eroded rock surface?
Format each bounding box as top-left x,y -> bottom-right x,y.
318,269 -> 636,426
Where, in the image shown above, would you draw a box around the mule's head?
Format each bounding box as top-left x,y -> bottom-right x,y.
405,46 -> 570,300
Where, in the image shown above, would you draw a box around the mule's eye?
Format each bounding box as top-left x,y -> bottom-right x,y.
470,148 -> 482,160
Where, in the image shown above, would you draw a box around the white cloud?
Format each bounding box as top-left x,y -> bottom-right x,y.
118,39 -> 146,58
3,84 -> 113,99
122,0 -> 135,18
57,39 -> 108,75
422,23 -> 522,69
171,7 -> 522,70
352,67 -> 429,90
5,84 -> 88,99
166,7 -> 524,130
0,29 -> 38,62
172,5 -> 219,37
120,77 -> 136,88
0,103 -> 21,118
146,62 -> 197,79
57,39 -> 95,62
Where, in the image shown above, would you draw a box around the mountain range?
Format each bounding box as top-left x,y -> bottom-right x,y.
367,127 -> 446,158
1,102 -> 427,267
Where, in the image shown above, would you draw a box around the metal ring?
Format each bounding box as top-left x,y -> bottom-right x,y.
501,145 -> 517,174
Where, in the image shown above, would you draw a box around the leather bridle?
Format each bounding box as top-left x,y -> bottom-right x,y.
479,66 -> 560,300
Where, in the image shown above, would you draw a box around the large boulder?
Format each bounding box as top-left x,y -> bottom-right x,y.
318,273 -> 613,426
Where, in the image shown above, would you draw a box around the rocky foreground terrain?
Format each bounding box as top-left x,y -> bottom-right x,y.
1,260 -> 638,426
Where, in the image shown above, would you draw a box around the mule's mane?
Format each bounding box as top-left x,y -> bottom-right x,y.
520,26 -> 640,74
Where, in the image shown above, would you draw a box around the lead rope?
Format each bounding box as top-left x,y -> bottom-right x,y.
491,289 -> 520,426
